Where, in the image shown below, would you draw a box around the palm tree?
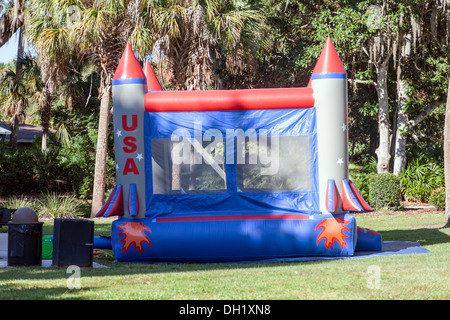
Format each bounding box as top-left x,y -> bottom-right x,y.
21,56 -> 55,153
145,0 -> 269,90
0,67 -> 29,150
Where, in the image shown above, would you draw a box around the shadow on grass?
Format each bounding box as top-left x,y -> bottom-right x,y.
379,226 -> 450,246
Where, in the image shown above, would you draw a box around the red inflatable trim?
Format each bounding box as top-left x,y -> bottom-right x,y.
143,60 -> 162,91
144,87 -> 314,112
312,36 -> 346,75
113,43 -> 145,80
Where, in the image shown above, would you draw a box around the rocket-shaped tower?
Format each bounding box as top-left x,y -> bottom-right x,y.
96,44 -> 148,219
143,59 -> 162,92
313,37 -> 372,214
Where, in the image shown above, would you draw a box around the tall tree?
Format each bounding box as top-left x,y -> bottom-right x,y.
0,67 -> 29,149
444,75 -> 450,227
391,1 -> 448,175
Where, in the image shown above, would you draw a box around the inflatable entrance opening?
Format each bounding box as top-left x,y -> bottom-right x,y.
95,37 -> 382,262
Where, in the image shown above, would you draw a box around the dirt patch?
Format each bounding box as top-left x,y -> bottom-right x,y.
357,201 -> 444,217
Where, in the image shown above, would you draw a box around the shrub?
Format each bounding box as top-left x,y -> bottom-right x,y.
429,187 -> 445,211
4,195 -> 38,211
398,157 -> 444,202
36,192 -> 83,219
0,148 -> 39,196
349,157 -> 377,204
369,173 -> 402,211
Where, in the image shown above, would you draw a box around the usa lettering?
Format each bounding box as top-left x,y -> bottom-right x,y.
121,114 -> 140,176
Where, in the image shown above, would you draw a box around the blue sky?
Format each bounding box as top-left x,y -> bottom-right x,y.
0,30 -> 19,64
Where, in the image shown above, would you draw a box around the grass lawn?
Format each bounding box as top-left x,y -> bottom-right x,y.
0,211 -> 448,300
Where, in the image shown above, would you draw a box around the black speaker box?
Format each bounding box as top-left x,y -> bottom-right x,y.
52,218 -> 94,267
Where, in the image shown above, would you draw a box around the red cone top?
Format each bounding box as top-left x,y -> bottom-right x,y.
312,36 -> 346,74
143,60 -> 162,91
113,43 -> 146,80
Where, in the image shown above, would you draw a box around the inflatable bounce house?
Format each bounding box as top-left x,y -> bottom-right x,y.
95,37 -> 383,263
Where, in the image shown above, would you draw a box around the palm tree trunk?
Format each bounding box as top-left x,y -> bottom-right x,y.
91,75 -> 112,217
15,28 -> 24,80
8,28 -> 25,151
40,85 -> 51,153
8,115 -> 19,151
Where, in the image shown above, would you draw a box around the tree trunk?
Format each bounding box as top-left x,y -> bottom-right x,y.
40,86 -> 51,153
15,28 -> 24,81
8,29 -> 25,152
375,60 -> 391,173
8,115 -> 19,151
393,108 -> 408,175
90,75 -> 112,217
444,77 -> 450,228
393,33 -> 411,175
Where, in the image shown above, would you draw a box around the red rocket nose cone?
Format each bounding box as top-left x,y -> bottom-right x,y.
113,43 -> 146,80
143,60 -> 163,91
312,36 -> 346,74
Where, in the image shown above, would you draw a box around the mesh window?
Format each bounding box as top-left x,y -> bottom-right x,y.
236,136 -> 311,192
151,138 -> 226,194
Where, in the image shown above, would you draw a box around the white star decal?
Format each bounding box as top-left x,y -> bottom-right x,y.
337,158 -> 344,166
136,153 -> 144,161
115,163 -> 120,170
116,129 -> 122,137
341,124 -> 347,132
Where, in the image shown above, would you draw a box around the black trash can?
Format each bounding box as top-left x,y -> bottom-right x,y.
0,208 -> 14,226
52,218 -> 94,267
7,207 -> 43,267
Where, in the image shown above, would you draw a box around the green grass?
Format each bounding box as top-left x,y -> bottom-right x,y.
0,213 -> 449,300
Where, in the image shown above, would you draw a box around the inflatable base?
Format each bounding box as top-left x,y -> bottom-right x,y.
109,213 -> 362,263
355,227 -> 383,251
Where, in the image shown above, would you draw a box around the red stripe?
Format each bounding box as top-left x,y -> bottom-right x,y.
155,214 -> 310,222
144,87 -> 314,112
357,227 -> 381,236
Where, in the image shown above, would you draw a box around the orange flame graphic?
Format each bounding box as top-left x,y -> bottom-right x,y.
315,217 -> 351,250
117,222 -> 152,254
